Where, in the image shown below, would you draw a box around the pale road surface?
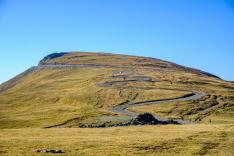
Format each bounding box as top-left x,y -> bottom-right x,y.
112,92 -> 206,124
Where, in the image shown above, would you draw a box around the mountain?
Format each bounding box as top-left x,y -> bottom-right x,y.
0,52 -> 233,128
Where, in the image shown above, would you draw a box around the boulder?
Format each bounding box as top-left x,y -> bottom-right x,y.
130,113 -> 160,125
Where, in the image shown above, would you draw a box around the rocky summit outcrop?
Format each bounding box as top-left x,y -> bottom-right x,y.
39,52 -> 68,65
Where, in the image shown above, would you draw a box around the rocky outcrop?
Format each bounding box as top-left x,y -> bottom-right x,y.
39,52 -> 68,65
129,113 -> 180,125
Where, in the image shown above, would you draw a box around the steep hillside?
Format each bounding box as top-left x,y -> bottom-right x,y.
0,52 -> 233,128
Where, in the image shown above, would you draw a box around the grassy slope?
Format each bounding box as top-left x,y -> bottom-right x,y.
0,52 -> 233,128
0,124 -> 233,156
0,67 -> 190,128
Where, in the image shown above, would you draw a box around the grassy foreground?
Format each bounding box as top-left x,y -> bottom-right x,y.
0,124 -> 233,156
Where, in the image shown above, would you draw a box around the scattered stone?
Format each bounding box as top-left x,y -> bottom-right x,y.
36,149 -> 65,154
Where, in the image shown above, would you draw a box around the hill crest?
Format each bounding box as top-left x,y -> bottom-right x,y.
39,51 -> 220,79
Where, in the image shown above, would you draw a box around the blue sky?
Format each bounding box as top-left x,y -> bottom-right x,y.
0,0 -> 233,83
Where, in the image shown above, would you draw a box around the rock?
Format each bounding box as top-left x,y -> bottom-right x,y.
39,52 -> 68,64
50,149 -> 65,153
36,149 -> 65,154
129,113 -> 180,125
130,113 -> 159,125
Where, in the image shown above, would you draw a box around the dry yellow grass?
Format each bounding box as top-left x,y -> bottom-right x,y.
0,124 -> 233,156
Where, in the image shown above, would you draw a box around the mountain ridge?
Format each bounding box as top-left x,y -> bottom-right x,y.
39,51 -> 220,79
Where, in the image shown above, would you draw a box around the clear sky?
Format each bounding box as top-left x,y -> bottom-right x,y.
0,0 -> 233,83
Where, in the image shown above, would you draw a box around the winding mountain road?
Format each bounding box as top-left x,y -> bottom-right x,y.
39,64 -> 207,125
112,92 -> 206,124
